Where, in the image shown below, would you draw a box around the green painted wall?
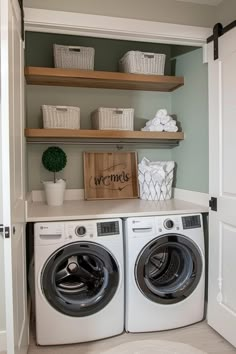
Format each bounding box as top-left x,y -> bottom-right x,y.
25,33 -> 208,193
27,86 -> 172,190
171,48 -> 209,193
28,145 -> 172,191
25,32 -> 172,75
26,32 -> 175,191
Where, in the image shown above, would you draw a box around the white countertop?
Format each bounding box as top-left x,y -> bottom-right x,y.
26,198 -> 208,222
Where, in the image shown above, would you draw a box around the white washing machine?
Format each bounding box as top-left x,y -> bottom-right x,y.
124,213 -> 205,332
34,218 -> 124,345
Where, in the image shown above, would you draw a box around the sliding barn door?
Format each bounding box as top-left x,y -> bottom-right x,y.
208,24 -> 236,347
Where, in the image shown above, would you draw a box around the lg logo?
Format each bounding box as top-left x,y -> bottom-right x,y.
40,226 -> 48,230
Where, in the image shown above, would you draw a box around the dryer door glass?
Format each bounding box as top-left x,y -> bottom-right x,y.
135,234 -> 203,304
41,242 -> 120,316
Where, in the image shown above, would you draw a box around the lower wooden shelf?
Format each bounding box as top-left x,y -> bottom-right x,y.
25,129 -> 184,148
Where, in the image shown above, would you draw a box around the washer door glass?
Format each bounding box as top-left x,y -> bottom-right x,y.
41,242 -> 120,317
135,234 -> 203,304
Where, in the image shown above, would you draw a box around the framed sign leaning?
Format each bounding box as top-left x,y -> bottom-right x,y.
83,151 -> 139,200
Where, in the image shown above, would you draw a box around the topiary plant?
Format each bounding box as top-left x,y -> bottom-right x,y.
42,146 -> 67,183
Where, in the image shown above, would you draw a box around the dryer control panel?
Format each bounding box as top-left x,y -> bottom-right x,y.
154,214 -> 202,234
182,215 -> 201,229
97,221 -> 120,236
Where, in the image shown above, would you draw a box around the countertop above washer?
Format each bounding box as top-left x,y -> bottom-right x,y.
26,198 -> 208,222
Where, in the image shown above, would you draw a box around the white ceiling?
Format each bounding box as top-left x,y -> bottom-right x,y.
176,0 -> 223,5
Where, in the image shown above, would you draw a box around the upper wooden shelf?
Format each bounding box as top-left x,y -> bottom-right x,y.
25,129 -> 184,148
24,67 -> 184,92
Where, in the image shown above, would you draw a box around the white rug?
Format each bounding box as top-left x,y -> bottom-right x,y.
103,339 -> 207,354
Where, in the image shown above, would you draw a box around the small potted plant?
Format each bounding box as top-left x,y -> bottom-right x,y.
42,146 -> 67,206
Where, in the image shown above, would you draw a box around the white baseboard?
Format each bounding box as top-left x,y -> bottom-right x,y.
0,330 -> 6,352
173,188 -> 209,208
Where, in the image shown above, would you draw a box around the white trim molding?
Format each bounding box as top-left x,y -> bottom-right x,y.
0,330 -> 6,352
173,188 -> 209,208
24,8 -> 211,46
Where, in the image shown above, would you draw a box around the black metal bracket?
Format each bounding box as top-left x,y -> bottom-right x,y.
18,0 -> 24,41
213,23 -> 223,60
207,20 -> 236,60
209,197 -> 217,212
5,227 -> 10,238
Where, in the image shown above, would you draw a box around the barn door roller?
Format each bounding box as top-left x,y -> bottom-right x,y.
207,20 -> 236,60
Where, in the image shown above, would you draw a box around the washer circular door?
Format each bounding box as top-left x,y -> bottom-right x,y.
41,242 -> 120,317
135,234 -> 203,304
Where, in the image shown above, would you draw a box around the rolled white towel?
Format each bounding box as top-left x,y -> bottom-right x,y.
141,124 -> 164,132
160,114 -> 172,125
146,117 -> 161,126
155,109 -> 168,119
165,119 -> 176,127
164,125 -> 178,132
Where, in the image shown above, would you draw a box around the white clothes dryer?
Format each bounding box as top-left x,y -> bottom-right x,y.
34,218 -> 124,345
124,214 -> 205,333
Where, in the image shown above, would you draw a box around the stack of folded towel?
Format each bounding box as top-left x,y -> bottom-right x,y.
141,109 -> 178,132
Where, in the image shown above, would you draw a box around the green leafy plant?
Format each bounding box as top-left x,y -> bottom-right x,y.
42,146 -> 67,183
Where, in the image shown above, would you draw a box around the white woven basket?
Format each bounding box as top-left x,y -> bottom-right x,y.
53,44 -> 95,70
42,105 -> 80,129
119,51 -> 166,75
138,159 -> 175,201
91,107 -> 134,130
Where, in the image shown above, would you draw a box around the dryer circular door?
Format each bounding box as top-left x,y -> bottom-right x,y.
135,234 -> 203,304
41,242 -> 120,317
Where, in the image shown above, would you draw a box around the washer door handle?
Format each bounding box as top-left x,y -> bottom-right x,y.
132,227 -> 153,233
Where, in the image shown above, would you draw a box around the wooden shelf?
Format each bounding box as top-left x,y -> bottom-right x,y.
25,129 -> 184,147
25,67 -> 184,92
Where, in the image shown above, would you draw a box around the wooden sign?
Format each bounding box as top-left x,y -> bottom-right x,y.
83,152 -> 139,200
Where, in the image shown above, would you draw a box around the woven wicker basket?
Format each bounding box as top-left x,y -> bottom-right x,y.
91,107 -> 134,130
119,51 -> 166,75
42,105 -> 80,129
53,44 -> 95,70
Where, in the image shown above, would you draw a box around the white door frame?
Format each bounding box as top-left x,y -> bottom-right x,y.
1,0 -> 28,353
24,8 -> 211,47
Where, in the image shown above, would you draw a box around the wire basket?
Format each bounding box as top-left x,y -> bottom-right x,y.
138,159 -> 175,201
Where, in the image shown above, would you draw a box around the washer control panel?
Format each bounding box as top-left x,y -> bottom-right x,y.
65,222 -> 94,240
97,221 -> 120,236
64,219 -> 121,240
182,215 -> 201,229
164,219 -> 174,230
155,214 -> 202,234
75,226 -> 87,237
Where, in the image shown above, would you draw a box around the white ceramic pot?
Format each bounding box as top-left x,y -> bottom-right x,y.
43,179 -> 66,206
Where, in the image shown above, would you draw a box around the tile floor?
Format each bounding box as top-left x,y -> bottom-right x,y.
28,321 -> 236,354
